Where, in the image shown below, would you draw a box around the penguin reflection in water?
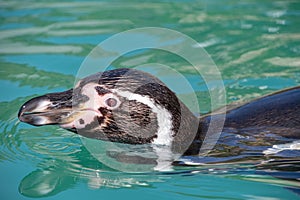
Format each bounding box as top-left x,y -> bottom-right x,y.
18,68 -> 300,167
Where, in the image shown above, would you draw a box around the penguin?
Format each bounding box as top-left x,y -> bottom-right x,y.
18,68 -> 300,157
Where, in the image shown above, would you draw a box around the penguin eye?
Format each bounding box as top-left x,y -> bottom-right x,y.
106,98 -> 117,107
104,96 -> 120,109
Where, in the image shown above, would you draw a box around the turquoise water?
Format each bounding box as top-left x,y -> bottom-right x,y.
1,0 -> 300,199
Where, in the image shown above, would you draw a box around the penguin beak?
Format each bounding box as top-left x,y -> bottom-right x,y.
18,89 -> 74,126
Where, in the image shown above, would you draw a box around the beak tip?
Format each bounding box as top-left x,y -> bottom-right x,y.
17,97 -> 49,125
18,105 -> 25,119
18,91 -> 74,126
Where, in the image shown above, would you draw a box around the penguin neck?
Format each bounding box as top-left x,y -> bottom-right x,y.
170,101 -> 205,155
180,113 -> 225,156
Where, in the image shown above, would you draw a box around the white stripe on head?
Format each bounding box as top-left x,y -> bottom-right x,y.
113,90 -> 173,146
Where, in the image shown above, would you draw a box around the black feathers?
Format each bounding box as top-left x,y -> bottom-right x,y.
95,86 -> 111,95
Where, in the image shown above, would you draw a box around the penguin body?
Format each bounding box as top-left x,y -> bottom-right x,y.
18,68 -> 300,157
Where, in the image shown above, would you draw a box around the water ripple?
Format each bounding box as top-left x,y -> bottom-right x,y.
0,111 -> 82,164
0,0 -> 299,198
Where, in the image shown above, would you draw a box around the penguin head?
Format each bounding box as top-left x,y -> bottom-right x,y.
18,68 -> 198,147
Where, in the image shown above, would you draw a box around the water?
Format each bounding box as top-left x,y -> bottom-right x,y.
0,0 -> 300,199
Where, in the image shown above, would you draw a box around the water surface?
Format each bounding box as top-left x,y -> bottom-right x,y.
0,0 -> 299,199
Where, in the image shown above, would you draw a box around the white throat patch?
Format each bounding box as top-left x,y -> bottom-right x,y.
113,89 -> 174,146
